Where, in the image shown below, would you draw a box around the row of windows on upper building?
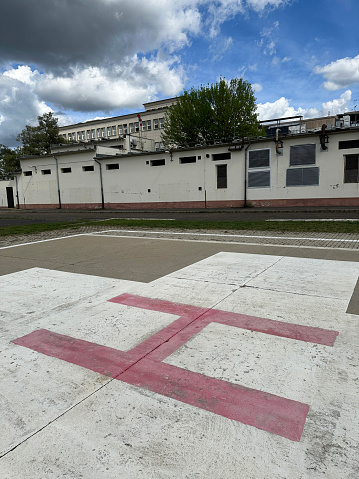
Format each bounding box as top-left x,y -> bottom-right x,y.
61,118 -> 165,142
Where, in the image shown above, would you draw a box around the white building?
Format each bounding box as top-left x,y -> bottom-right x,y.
1,120 -> 359,209
59,98 -> 176,152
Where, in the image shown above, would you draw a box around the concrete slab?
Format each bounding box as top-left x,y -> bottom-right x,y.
0,239 -> 358,478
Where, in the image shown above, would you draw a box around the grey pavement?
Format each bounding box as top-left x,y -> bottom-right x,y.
0,227 -> 359,478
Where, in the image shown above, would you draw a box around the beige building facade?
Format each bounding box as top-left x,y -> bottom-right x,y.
59,98 -> 177,152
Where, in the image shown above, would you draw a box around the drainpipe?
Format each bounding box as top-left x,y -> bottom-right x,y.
52,154 -> 62,209
244,140 -> 251,208
94,158 -> 105,209
14,174 -> 19,209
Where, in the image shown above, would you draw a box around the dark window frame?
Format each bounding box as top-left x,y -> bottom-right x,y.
248,170 -> 271,188
179,156 -> 196,164
150,159 -> 165,167
212,152 -> 231,161
344,154 -> 359,183
106,163 -> 119,170
216,164 -> 227,189
286,167 -> 319,187
289,144 -> 316,167
248,149 -> 270,169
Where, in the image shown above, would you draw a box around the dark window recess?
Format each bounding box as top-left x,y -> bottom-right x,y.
61,167 -> 72,173
248,149 -> 270,169
198,156 -> 201,160
179,156 -> 196,164
339,139 -> 359,150
24,171 -> 32,176
150,159 -> 165,166
146,161 -> 149,165
106,163 -> 119,170
148,189 -> 151,193
217,164 -> 227,188
41,169 -> 51,175
290,144 -> 316,166
286,167 -> 319,186
344,155 -> 359,183
198,186 -> 202,191
248,170 -> 270,188
212,152 -> 231,161
83,165 -> 94,172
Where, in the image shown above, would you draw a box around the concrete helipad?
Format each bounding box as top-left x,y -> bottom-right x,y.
0,231 -> 358,478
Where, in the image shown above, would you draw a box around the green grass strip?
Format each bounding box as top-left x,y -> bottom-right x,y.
1,218 -> 359,237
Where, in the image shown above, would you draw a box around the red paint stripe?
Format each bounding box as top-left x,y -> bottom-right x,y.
202,310 -> 339,347
110,294 -> 339,348
13,329 -> 134,378
120,358 -> 309,442
109,293 -> 208,318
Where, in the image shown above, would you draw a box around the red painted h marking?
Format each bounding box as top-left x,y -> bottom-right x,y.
13,293 -> 339,442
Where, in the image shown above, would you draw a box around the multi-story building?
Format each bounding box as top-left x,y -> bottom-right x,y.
59,98 -> 177,152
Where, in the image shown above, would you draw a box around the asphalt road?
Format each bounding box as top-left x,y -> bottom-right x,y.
1,206 -> 359,227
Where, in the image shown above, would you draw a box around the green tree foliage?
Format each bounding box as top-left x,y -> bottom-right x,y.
0,144 -> 22,179
17,112 -> 65,156
162,78 -> 263,148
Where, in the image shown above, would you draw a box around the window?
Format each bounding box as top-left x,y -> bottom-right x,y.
97,128 -> 101,138
147,120 -> 151,131
86,130 -> 91,140
129,123 -> 134,133
217,164 -> 227,188
159,118 -> 164,129
286,167 -> 319,186
112,126 -> 116,136
155,142 -> 160,150
123,124 -> 128,134
77,132 -> 81,141
248,149 -> 270,169
68,133 -> 72,141
289,144 -> 316,166
344,155 -> 359,183
180,156 -> 196,164
61,167 -> 72,173
212,152 -> 231,161
81,131 -> 85,140
101,128 -> 105,137
142,121 -> 146,131
41,169 -> 51,175
91,129 -> 95,139
135,122 -> 139,132
106,163 -> 119,170
83,165 -> 94,172
248,171 -> 270,188
339,139 -> 359,150
24,171 -> 32,176
118,125 -> 123,135
150,159 -> 165,166
107,127 -> 111,137
154,119 -> 159,130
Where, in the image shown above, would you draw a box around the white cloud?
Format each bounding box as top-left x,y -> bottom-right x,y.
0,72 -> 52,147
257,90 -> 352,121
3,65 -> 40,86
36,55 -> 185,112
257,21 -> 280,56
252,83 -> 263,92
315,55 -> 359,90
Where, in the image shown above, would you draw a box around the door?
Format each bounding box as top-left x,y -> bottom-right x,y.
6,187 -> 14,208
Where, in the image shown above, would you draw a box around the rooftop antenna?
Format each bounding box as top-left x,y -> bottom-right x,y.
353,99 -> 357,111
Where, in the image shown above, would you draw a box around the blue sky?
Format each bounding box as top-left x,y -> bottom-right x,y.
0,0 -> 358,146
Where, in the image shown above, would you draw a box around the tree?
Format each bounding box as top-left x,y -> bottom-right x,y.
0,144 -> 22,179
17,112 -> 65,156
162,78 -> 264,149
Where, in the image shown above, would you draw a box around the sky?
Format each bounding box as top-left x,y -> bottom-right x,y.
0,0 -> 359,147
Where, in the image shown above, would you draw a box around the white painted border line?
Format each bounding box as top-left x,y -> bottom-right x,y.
0,233 -> 90,250
92,229 -> 359,243
86,233 -> 359,251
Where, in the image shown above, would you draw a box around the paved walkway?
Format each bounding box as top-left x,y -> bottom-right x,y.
0,231 -> 358,478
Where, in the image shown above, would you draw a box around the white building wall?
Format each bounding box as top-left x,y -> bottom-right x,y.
13,128 -> 359,209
